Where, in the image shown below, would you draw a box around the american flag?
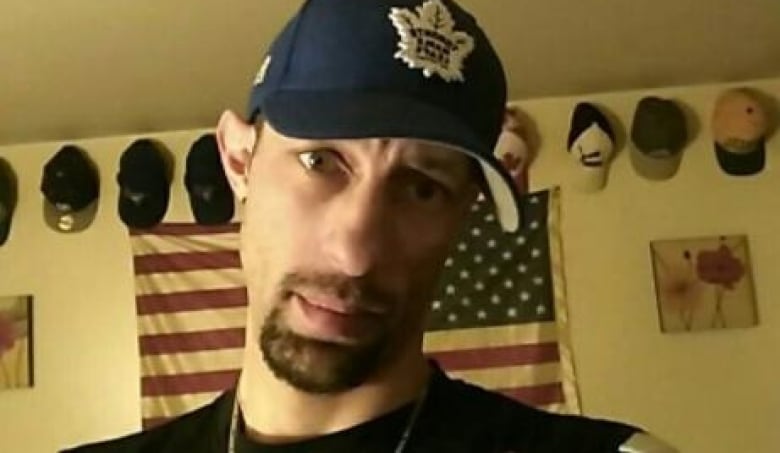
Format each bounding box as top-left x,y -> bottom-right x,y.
129,188 -> 578,429
130,223 -> 245,429
423,188 -> 579,413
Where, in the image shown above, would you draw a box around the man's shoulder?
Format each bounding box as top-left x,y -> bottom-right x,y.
429,374 -> 640,452
61,392 -> 233,453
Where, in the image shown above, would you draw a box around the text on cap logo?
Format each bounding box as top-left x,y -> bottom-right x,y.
389,0 -> 474,82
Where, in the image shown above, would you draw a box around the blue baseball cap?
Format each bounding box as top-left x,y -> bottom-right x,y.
246,0 -> 522,231
117,139 -> 171,229
0,158 -> 16,246
41,145 -> 100,233
185,134 -> 235,225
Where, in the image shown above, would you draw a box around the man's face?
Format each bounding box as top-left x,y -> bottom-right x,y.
240,124 -> 477,394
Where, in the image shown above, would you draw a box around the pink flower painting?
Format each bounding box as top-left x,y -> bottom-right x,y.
696,245 -> 745,289
0,295 -> 32,390
0,313 -> 18,353
651,236 -> 757,333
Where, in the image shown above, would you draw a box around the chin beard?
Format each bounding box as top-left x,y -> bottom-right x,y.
259,305 -> 389,394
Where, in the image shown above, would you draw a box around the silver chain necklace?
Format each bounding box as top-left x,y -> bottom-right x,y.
227,383 -> 429,453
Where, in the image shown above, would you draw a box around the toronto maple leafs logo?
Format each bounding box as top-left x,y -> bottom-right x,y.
389,0 -> 475,82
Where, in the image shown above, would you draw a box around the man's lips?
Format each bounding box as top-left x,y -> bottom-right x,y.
290,293 -> 384,341
293,290 -> 388,316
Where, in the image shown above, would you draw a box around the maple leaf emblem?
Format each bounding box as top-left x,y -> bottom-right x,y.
389,0 -> 475,82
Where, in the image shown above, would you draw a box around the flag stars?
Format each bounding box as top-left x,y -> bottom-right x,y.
471,203 -> 480,212
473,254 -> 483,264
533,276 -> 544,286
461,297 -> 471,307
531,248 -> 541,258
446,285 -> 456,295
502,251 -> 513,261
517,264 -> 528,274
491,294 -> 501,305
529,220 -> 540,230
474,281 -> 485,291
484,214 -> 495,223
431,300 -> 442,310
520,291 -> 531,302
460,270 -> 470,280
471,227 -> 481,237
445,257 -> 454,267
489,267 -> 499,276
457,242 -> 468,252
487,239 -> 497,249
447,313 -> 458,323
536,305 -> 547,316
507,307 -> 518,318
477,310 -> 487,320
516,236 -> 526,246
530,196 -> 540,204
504,279 -> 514,289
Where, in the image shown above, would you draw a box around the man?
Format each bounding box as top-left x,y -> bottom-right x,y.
65,0 -> 676,451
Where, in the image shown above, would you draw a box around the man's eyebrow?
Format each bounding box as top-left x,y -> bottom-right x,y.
405,152 -> 473,180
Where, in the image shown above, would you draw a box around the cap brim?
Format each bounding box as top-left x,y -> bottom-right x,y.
187,192 -> 235,226
43,199 -> 98,233
260,90 -> 523,232
630,147 -> 682,181
715,142 -> 765,176
119,192 -> 170,229
0,218 -> 10,246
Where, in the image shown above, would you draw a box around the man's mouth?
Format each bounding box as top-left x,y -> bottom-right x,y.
289,292 -> 385,342
294,290 -> 387,316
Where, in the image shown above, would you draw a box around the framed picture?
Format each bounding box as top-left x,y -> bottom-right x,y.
0,295 -> 33,389
650,236 -> 758,333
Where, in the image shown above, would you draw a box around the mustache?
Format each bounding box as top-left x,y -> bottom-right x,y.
278,272 -> 396,313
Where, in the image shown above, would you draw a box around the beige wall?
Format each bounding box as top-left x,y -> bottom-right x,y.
0,77 -> 778,452
0,129 -> 213,452
518,77 -> 780,453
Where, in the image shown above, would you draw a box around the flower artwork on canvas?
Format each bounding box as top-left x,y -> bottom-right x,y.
0,295 -> 32,389
650,236 -> 758,333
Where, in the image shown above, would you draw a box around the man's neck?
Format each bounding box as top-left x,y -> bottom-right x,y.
236,342 -> 431,444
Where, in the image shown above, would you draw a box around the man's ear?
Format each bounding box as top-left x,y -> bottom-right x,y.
216,110 -> 258,202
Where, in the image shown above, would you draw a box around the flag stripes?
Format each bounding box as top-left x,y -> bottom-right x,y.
136,288 -> 248,315
139,328 -> 246,355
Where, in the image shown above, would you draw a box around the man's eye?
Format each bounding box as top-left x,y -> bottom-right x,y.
297,150 -> 341,173
406,175 -> 451,203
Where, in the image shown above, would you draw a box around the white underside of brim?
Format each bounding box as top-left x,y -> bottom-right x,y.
406,139 -> 520,233
480,160 -> 519,232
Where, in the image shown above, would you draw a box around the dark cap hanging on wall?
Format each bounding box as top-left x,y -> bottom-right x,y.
0,158 -> 17,245
117,139 -> 171,229
185,134 -> 234,225
245,0 -> 522,231
712,88 -> 770,176
630,97 -> 688,180
40,145 -> 100,233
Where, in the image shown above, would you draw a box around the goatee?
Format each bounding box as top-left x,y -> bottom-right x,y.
258,273 -> 395,393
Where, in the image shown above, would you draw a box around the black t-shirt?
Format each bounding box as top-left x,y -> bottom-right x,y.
62,366 -> 639,452
235,401 -> 415,453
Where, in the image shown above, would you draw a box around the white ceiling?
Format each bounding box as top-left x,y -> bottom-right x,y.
1,0 -> 779,146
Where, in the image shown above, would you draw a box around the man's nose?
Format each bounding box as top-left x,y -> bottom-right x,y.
322,184 -> 390,278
